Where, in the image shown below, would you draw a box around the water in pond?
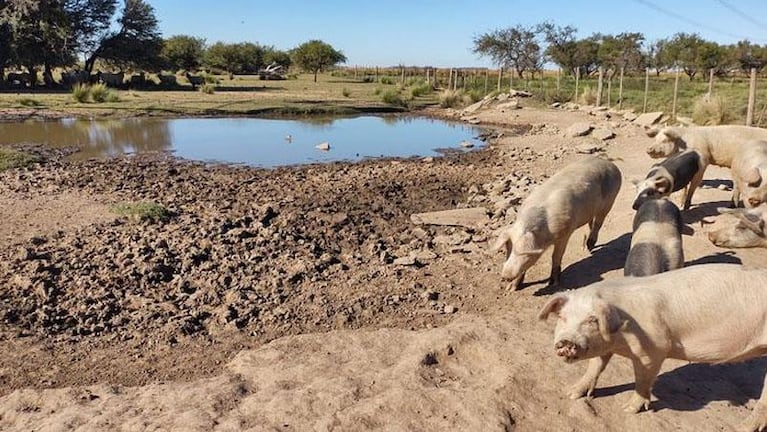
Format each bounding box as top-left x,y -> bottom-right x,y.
0,116 -> 486,167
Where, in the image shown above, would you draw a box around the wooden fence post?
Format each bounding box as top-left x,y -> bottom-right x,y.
556,68 -> 561,93
607,77 -> 612,108
672,67 -> 680,121
574,67 -> 580,103
708,68 -> 714,95
618,66 -> 624,111
596,67 -> 604,106
448,68 -> 453,91
484,69 -> 489,94
643,67 -> 649,113
747,67 -> 757,126
497,67 -> 503,92
375,66 -> 379,82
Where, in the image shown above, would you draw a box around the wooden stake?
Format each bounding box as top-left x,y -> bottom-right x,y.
643,67 -> 649,113
618,66 -> 624,110
672,67 -> 680,121
747,67 -> 757,126
596,66 -> 604,106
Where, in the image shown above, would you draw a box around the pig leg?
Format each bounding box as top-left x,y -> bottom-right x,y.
586,215 -> 606,251
682,166 -> 705,210
548,237 -> 569,286
568,354 -> 613,399
739,372 -> 767,432
622,358 -> 663,413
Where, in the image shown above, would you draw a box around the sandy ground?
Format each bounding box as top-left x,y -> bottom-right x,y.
1,103 -> 766,431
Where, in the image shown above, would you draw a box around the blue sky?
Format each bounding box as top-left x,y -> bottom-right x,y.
150,0 -> 767,68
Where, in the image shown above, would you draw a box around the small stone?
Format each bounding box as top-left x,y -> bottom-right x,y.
315,142 -> 330,151
592,128 -> 616,141
566,122 -> 593,137
393,256 -> 417,266
444,305 -> 457,314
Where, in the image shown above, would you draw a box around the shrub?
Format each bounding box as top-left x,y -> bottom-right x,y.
379,76 -> 396,85
18,97 -> 41,107
381,89 -> 407,107
465,89 -> 484,103
90,83 -> 109,103
199,83 -> 216,94
439,90 -> 463,108
342,87 -> 351,98
0,148 -> 39,171
373,87 -> 383,96
409,83 -> 432,98
113,201 -> 170,223
105,92 -> 121,103
578,85 -> 597,105
692,93 -> 731,125
72,83 -> 90,102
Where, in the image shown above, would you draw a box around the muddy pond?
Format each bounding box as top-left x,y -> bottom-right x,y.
0,116 -> 486,166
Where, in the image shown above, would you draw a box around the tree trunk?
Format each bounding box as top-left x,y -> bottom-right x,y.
26,64 -> 36,87
43,63 -> 55,87
85,54 -> 98,75
313,70 -> 318,82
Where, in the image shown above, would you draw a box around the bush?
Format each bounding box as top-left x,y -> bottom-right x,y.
18,97 -> 41,107
409,83 -> 432,98
105,92 -> 121,103
199,83 -> 216,94
72,83 -> 90,102
342,87 -> 351,98
692,93 -> 731,125
0,148 -> 39,171
439,90 -> 463,108
381,89 -> 407,107
113,201 -> 170,223
379,76 -> 396,85
579,85 -> 597,105
90,83 -> 109,103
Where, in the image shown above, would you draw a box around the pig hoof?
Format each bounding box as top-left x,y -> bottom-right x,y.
621,394 -> 650,414
586,238 -> 597,251
567,384 -> 592,400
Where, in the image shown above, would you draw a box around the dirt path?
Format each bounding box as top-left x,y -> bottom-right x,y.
1,104 -> 766,431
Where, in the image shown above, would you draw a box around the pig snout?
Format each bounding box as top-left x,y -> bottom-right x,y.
555,339 -> 580,362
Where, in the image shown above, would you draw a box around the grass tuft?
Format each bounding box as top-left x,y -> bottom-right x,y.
381,89 -> 407,107
0,148 -> 40,171
692,93 -> 731,125
72,83 -> 90,103
438,90 -> 463,108
113,201 -> 170,222
199,83 -> 216,94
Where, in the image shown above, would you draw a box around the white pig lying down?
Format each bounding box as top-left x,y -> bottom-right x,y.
538,264 -> 767,431
624,199 -> 685,277
732,140 -> 767,208
492,156 -> 621,290
708,205 -> 767,248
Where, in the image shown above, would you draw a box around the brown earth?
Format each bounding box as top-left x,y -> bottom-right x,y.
1,103 -> 766,431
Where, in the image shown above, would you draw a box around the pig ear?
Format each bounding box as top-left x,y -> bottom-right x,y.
537,295 -> 567,320
645,127 -> 659,138
516,231 -> 544,256
733,211 -> 766,236
662,128 -> 680,141
743,167 -> 762,186
491,229 -> 513,258
595,300 -> 621,342
653,177 -> 671,194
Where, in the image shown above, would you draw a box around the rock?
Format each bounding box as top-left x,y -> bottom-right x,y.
421,157 -> 434,163
575,143 -> 604,154
622,111 -> 638,122
410,208 -> 490,228
633,111 -> 664,127
550,102 -> 561,108
509,89 -> 533,97
443,305 -> 457,314
461,100 -> 485,115
412,249 -> 438,262
592,128 -> 616,141
433,232 -> 472,246
497,100 -> 520,111
566,122 -> 593,137
459,141 -> 474,148
411,227 -> 430,240
315,142 -> 330,151
393,256 -> 417,266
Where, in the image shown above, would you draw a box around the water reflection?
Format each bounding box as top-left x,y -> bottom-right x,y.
0,116 -> 484,167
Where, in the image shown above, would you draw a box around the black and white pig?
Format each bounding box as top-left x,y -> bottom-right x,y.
624,199 -> 686,277
632,149 -> 704,211
492,156 -> 621,290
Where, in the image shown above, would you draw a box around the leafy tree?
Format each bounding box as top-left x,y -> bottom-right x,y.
644,38 -> 673,76
85,0 -> 162,73
665,32 -> 706,80
290,40 -> 346,82
66,0 -> 117,66
730,40 -> 767,73
596,32 -> 644,77
473,25 -> 543,78
204,41 -> 264,77
263,46 -> 291,68
161,35 -> 205,72
0,0 -> 12,79
698,41 -> 728,76
538,22 -> 578,75
572,37 -> 600,77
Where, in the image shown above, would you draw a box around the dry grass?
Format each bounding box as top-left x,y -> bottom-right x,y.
692,93 -> 732,125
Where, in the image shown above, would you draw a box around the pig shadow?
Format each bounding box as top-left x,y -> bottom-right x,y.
701,179 -> 733,190
651,358 -> 767,412
533,233 -> 632,296
590,358 -> 767,411
684,252 -> 742,266
683,200 -> 733,225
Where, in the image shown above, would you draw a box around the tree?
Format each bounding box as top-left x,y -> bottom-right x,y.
572,37 -> 600,77
65,0 -> 118,66
473,25 -> 543,78
731,40 -> 767,73
698,41 -> 728,76
204,42 -> 264,77
161,35 -> 205,72
596,32 -> 645,77
85,0 -> 162,73
665,32 -> 706,80
263,46 -> 291,69
645,38 -> 673,76
290,40 -> 346,82
538,22 -> 579,75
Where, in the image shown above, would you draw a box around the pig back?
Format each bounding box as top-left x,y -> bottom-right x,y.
518,157 -> 621,235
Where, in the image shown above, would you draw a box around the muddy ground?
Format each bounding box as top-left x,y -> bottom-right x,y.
1,102 -> 767,431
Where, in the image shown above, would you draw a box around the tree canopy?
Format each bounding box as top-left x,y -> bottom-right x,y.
473,25 -> 543,78
161,35 -> 206,72
290,40 -> 346,82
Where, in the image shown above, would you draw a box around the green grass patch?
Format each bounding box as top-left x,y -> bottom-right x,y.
199,83 -> 216,94
112,201 -> 170,222
381,89 -> 407,107
72,83 -> 90,103
17,97 -> 41,107
0,148 -> 39,171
